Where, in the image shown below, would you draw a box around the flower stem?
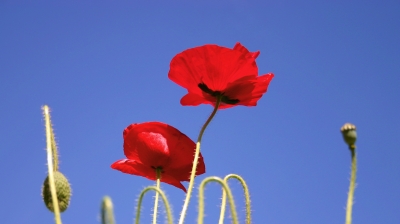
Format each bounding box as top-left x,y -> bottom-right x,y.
346,145 -> 357,224
198,177 -> 239,224
135,186 -> 173,224
152,168 -> 162,224
50,126 -> 59,172
219,174 -> 252,224
178,97 -> 222,224
42,105 -> 62,224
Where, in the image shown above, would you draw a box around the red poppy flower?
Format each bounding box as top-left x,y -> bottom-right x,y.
168,42 -> 274,109
111,122 -> 205,192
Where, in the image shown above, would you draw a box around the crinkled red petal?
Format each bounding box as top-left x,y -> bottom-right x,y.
233,42 -> 260,59
180,93 -> 207,106
111,159 -> 188,192
124,122 -> 201,167
123,122 -> 172,165
165,156 -> 206,181
111,159 -> 155,180
168,44 -> 257,92
235,73 -> 274,106
158,173 -> 187,192
117,122 -> 205,192
168,43 -> 271,108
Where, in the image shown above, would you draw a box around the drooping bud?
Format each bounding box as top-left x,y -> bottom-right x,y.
341,123 -> 357,148
42,171 -> 72,213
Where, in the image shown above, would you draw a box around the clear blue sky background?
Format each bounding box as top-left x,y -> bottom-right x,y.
1,1 -> 399,223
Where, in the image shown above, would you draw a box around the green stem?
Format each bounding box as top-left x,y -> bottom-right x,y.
43,106 -> 62,224
219,174 -> 252,224
135,186 -> 173,224
198,177 -> 239,224
345,145 -> 357,224
152,169 -> 161,224
101,196 -> 115,224
50,125 -> 59,172
178,97 -> 222,224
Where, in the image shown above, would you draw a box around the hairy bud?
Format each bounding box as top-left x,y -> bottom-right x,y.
42,171 -> 71,213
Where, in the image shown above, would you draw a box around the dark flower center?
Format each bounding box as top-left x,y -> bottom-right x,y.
151,166 -> 164,173
198,83 -> 239,105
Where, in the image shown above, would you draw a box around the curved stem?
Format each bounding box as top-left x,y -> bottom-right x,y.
198,176 -> 239,224
219,174 -> 252,224
42,106 -> 62,224
135,186 -> 173,224
345,145 -> 357,224
178,97 -> 222,224
101,196 -> 115,224
196,97 -> 222,143
152,168 -> 162,224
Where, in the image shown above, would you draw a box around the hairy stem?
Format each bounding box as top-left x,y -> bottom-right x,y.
50,126 -> 59,172
152,168 -> 161,224
345,145 -> 357,224
219,174 -> 252,224
198,177 -> 238,224
135,187 -> 173,224
178,97 -> 222,224
42,105 -> 62,224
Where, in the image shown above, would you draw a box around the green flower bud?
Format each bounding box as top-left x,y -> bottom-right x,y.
341,123 -> 357,147
101,196 -> 116,224
42,171 -> 71,213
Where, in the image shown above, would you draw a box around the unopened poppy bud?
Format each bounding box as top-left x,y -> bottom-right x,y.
42,171 -> 72,213
341,123 -> 357,147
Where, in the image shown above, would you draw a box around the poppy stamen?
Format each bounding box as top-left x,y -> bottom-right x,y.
198,83 -> 239,105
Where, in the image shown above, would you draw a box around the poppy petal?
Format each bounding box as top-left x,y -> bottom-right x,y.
233,42 -> 260,59
124,122 -> 202,169
111,159 -> 188,192
165,156 -> 206,181
180,93 -> 207,106
157,123 -> 201,170
111,159 -> 154,179
169,44 -> 257,92
158,173 -> 188,192
123,123 -> 170,167
234,73 -> 274,106
113,122 -> 206,192
168,43 -> 272,108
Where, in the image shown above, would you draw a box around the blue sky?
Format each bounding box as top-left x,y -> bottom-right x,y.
1,1 -> 399,223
